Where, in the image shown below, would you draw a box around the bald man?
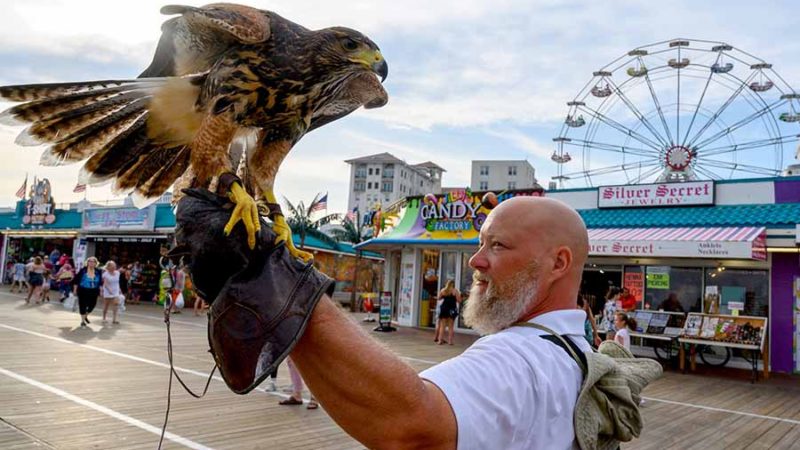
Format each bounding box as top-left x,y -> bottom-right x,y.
290,197 -> 591,450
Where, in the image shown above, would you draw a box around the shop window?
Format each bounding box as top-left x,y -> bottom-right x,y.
623,265 -> 645,309
458,252 -> 475,329
420,249 -> 441,328
439,252 -> 458,292
645,266 -> 703,314
705,268 -> 768,317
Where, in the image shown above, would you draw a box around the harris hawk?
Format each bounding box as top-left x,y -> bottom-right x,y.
0,3 -> 388,260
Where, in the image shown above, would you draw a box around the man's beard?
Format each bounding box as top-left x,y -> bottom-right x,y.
463,262 -> 539,335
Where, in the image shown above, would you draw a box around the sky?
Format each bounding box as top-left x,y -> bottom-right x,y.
0,0 -> 798,214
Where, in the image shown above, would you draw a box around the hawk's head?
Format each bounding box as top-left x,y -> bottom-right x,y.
313,27 -> 388,83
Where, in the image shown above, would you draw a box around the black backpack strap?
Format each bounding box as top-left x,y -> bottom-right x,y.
540,335 -> 588,377
513,322 -> 588,376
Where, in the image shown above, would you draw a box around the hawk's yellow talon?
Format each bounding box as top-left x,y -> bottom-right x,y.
225,182 -> 259,249
273,215 -> 313,262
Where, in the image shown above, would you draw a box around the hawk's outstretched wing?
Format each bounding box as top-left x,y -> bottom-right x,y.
140,4 -> 272,78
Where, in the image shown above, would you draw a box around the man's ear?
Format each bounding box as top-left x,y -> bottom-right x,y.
551,246 -> 573,281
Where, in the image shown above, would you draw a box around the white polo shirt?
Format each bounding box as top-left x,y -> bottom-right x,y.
420,309 -> 589,450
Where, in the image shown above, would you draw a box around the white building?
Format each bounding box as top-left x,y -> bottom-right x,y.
345,153 -> 444,214
470,160 -> 537,191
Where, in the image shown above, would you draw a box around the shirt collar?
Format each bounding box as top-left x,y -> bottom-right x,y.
526,309 -> 587,336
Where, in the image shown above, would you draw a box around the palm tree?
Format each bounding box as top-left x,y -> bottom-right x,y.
331,216 -> 371,312
284,193 -> 341,251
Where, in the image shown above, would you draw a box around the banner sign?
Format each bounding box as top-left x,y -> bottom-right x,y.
22,178 -> 56,225
590,238 -> 766,260
373,188 -> 544,242
379,291 -> 392,325
83,206 -> 156,231
598,181 -> 714,208
794,277 -> 800,373
398,252 -> 415,327
88,236 -> 164,243
646,267 -> 670,290
623,271 -> 644,302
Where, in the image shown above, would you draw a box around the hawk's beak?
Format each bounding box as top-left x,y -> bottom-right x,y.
364,50 -> 388,82
372,57 -> 388,82
351,50 -> 388,82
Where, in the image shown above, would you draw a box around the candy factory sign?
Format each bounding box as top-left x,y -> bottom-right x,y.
420,188 -> 487,232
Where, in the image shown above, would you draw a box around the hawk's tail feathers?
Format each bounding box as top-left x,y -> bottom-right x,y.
0,75 -> 204,204
0,81 -> 160,126
0,79 -> 154,103
128,146 -> 192,207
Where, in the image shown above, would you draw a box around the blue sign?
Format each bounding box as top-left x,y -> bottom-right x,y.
83,206 -> 156,231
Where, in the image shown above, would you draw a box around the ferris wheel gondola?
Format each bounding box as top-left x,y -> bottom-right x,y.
565,115 -> 586,127
552,38 -> 800,188
711,62 -> 733,74
668,58 -> 690,69
591,84 -> 612,97
779,93 -> 800,122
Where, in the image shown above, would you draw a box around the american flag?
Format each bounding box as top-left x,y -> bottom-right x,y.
15,176 -> 27,199
345,206 -> 358,222
309,193 -> 328,213
73,182 -> 87,193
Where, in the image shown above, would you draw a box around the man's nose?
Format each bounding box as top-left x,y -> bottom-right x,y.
469,249 -> 488,271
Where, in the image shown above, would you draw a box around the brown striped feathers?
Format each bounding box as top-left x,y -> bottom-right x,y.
0,75 -> 204,206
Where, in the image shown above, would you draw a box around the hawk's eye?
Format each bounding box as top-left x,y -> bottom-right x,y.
342,38 -> 358,51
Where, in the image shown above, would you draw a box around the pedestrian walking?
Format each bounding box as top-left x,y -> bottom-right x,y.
72,257 -> 103,327
101,261 -> 122,324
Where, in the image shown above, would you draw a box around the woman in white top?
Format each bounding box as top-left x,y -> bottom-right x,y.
101,261 -> 122,324
613,312 -> 637,350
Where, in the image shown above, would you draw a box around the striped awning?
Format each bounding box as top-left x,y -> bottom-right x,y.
588,226 -> 767,260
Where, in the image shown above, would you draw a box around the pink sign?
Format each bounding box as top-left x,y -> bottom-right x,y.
598,181 -> 714,208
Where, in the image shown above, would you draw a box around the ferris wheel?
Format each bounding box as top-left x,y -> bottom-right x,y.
552,38 -> 800,187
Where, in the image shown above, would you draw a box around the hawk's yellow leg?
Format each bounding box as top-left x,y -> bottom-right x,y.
224,182 -> 261,249
263,189 -> 313,262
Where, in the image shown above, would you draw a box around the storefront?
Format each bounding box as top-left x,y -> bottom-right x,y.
360,177 -> 800,374
81,205 -> 172,268
0,179 -> 82,282
360,187 -> 544,330
307,237 -> 385,304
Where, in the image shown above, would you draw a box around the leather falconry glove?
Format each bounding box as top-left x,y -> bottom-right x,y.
169,188 -> 334,394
